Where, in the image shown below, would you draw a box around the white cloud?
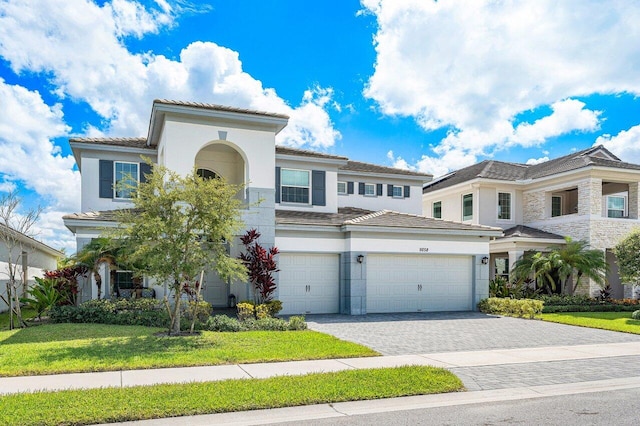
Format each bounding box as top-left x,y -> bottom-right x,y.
595,125 -> 640,164
526,157 -> 549,165
362,0 -> 640,174
0,0 -> 340,147
0,79 -> 80,251
386,150 -> 412,170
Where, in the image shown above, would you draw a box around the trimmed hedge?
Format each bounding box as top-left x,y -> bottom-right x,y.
478,298 -> 544,319
203,315 -> 307,332
535,294 -> 640,313
50,298 -> 170,327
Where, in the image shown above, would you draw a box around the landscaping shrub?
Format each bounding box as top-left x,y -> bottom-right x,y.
182,300 -> 212,323
50,298 -> 169,327
535,294 -> 640,313
287,315 -> 307,330
204,315 -> 244,332
478,297 -> 543,319
236,300 -> 279,319
236,302 -> 254,321
202,314 -> 308,332
631,310 -> 640,320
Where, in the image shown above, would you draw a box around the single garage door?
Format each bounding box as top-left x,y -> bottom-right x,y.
278,253 -> 340,315
367,254 -> 473,313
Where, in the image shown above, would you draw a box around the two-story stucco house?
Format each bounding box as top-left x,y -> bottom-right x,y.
63,99 -> 501,315
422,145 -> 640,298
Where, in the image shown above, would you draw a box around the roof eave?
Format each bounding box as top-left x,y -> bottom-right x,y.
276,153 -> 348,167
339,169 -> 431,182
341,224 -> 503,237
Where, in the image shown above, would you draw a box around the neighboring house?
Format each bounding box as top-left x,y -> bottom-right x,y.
422,145 -> 640,298
0,224 -> 62,312
63,99 -> 501,315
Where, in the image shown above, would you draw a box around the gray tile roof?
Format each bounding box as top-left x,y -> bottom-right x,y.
275,146 -> 349,161
69,137 -> 153,149
341,160 -> 432,178
423,145 -> 640,193
277,208 -> 501,233
154,99 -> 290,120
499,225 -> 565,240
63,210 -> 131,222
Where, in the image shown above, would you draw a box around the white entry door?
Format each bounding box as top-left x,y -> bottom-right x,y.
278,253 -> 340,315
367,254 -> 473,313
202,269 -> 228,307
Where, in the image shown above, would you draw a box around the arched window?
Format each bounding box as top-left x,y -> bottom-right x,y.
196,168 -> 218,180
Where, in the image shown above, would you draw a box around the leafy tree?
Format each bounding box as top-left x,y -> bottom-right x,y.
613,229 -> 640,287
112,162 -> 247,335
0,191 -> 43,329
511,237 -> 607,295
239,229 -> 279,305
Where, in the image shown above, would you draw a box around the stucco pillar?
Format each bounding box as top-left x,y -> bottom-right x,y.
341,252 -> 366,315
508,250 -> 524,279
628,182 -> 639,219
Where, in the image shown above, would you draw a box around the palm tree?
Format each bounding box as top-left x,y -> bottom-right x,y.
511,237 -> 607,295
73,237 -> 119,299
512,250 -> 558,293
554,237 -> 607,294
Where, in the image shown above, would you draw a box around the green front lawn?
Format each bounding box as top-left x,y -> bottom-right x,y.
0,323 -> 378,376
0,307 -> 37,330
1,366 -> 463,426
540,312 -> 640,334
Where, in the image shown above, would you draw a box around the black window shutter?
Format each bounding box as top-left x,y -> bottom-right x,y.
358,182 -> 365,195
404,185 -> 410,198
99,160 -> 114,198
311,170 -> 326,206
376,184 -> 383,196
275,167 -> 281,203
387,184 -> 393,197
347,181 -> 354,194
140,162 -> 152,184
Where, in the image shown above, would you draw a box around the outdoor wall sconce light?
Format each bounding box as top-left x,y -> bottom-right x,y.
481,256 -> 489,265
357,254 -> 364,264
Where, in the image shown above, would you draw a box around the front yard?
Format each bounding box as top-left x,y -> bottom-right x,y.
540,311 -> 640,334
0,323 -> 378,376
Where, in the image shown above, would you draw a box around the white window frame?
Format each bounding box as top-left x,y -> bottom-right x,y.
392,185 -> 403,198
337,181 -> 347,195
364,183 -> 376,196
433,201 -> 442,219
551,195 -> 563,217
462,193 -> 473,221
497,191 -> 513,221
280,168 -> 311,204
114,161 -> 139,200
606,195 -> 627,218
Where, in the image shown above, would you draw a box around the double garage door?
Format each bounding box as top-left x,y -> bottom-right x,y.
278,253 -> 473,315
367,254 -> 473,313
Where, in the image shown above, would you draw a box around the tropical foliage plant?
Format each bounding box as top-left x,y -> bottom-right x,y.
239,229 -> 279,305
613,229 -> 640,286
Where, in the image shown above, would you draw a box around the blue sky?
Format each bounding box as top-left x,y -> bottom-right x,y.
1,0 -> 640,252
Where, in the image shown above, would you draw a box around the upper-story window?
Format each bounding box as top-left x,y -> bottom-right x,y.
364,183 -> 376,196
607,195 -> 626,218
433,201 -> 442,219
114,162 -> 139,199
392,186 -> 403,197
337,181 -> 347,195
462,193 -> 473,221
281,168 -> 310,204
497,192 -> 512,220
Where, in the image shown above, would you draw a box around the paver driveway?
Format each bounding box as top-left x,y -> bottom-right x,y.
305,312 -> 640,355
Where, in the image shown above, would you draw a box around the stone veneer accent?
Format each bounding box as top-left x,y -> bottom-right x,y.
523,191 -> 545,223
629,182 -> 639,219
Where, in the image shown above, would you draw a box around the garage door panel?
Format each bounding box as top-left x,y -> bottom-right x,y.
367,254 -> 472,313
279,253 -> 339,315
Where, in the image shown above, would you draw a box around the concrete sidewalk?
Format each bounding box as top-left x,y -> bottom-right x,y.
2,341 -> 640,395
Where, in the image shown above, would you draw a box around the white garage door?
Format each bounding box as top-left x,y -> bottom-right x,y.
278,253 -> 340,315
367,254 -> 473,313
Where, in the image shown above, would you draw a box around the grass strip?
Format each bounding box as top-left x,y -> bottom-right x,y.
540,312 -> 640,334
0,366 -> 463,426
0,323 -> 378,376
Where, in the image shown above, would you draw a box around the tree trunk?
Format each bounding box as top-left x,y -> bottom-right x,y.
94,271 -> 102,300
170,280 -> 182,335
